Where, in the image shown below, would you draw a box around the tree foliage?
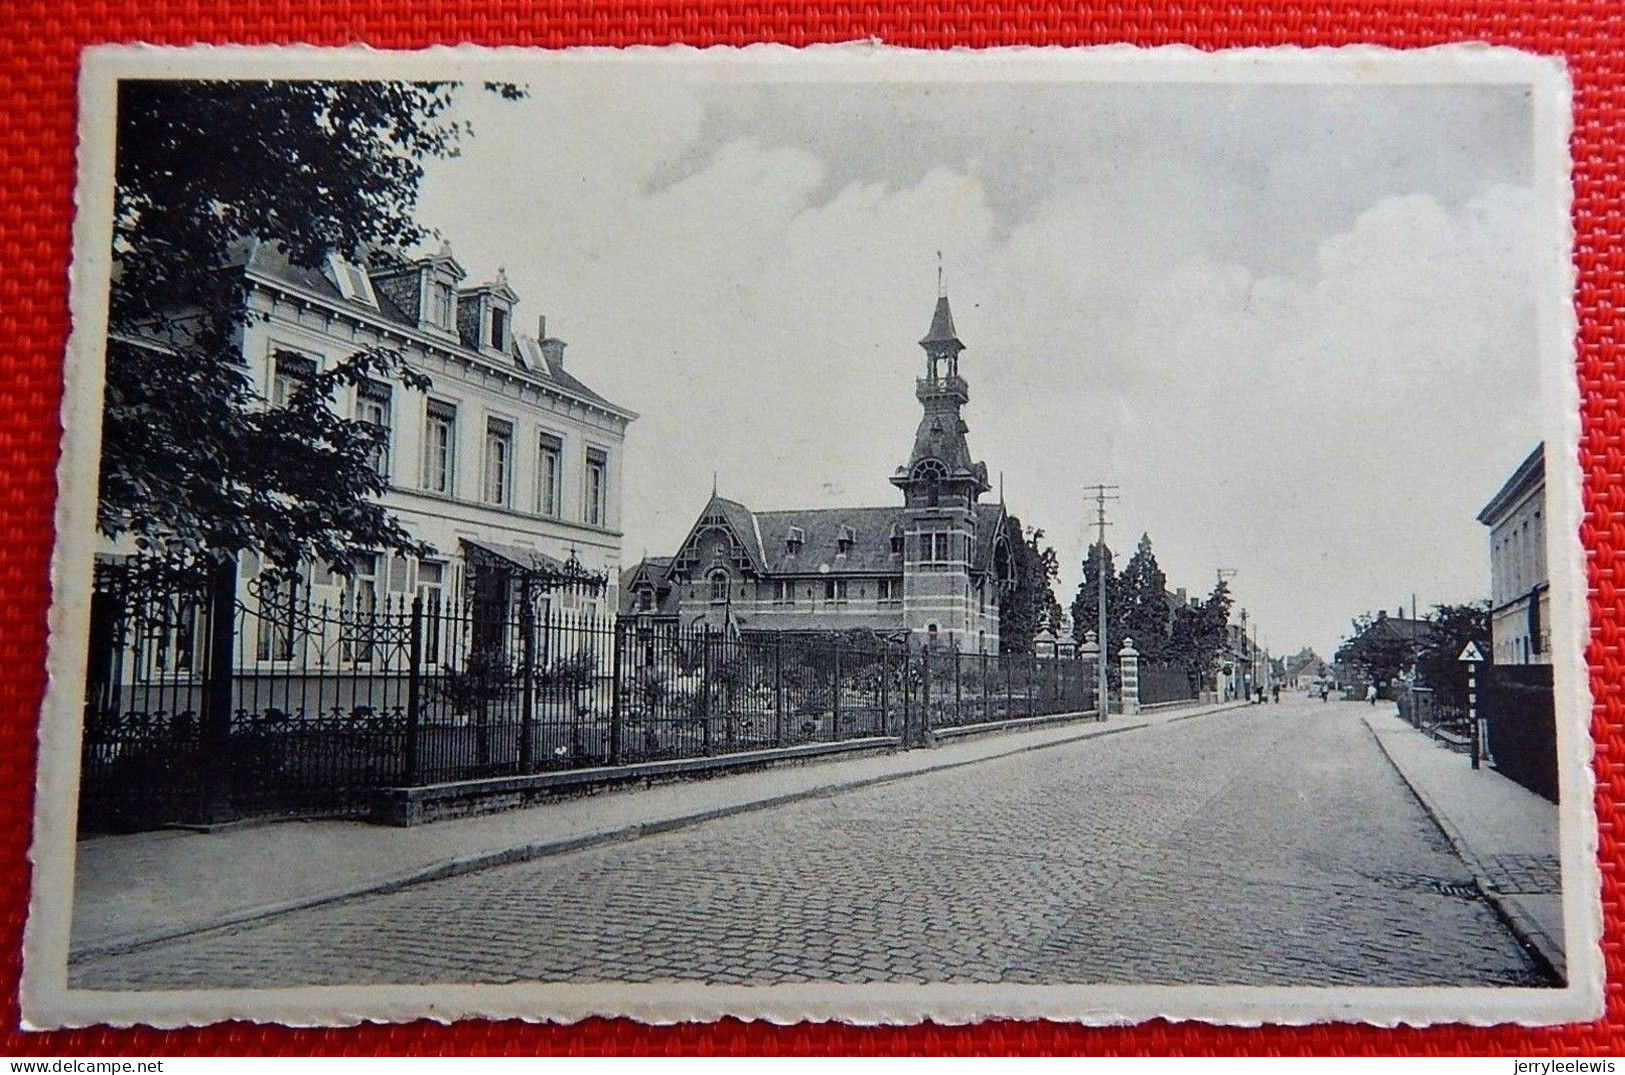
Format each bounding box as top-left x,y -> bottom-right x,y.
105,80 -> 509,580
1118,533 -> 1171,664
1169,578 -> 1233,689
998,516 -> 1062,656
1414,601 -> 1492,709
1070,540 -> 1122,656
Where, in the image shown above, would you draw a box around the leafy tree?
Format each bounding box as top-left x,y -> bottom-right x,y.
1071,540 -> 1124,676
1334,614 -> 1416,689
105,79 -> 516,582
998,516 -> 1062,656
1414,601 -> 1492,709
1118,533 -> 1172,664
1170,577 -> 1232,691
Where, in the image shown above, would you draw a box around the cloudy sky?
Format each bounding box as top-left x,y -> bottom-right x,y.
414,62 -> 1552,660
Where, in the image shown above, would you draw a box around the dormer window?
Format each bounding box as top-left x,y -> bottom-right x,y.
489,306 -> 508,351
328,254 -> 378,307
836,525 -> 855,556
889,523 -> 904,555
785,526 -> 805,554
428,279 -> 456,330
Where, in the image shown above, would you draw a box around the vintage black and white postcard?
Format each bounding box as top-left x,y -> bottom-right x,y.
22,43 -> 1598,1028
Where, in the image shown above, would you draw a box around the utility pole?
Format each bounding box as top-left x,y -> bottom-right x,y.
1215,568 -> 1236,700
1084,484 -> 1120,716
1239,607 -> 1250,702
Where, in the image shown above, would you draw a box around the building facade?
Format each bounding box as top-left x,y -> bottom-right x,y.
1477,442 -> 1550,665
102,238 -> 636,661
621,290 -> 1017,652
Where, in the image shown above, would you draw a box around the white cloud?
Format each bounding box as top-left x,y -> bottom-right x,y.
415,82 -> 1549,659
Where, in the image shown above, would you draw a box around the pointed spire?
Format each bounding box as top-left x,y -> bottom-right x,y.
937,250 -> 946,298
921,293 -> 960,348
712,470 -> 718,497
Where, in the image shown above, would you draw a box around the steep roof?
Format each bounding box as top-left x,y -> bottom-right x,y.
677,497 -> 1008,577
618,556 -> 679,616
753,506 -> 905,574
920,294 -> 961,347
229,238 -> 632,419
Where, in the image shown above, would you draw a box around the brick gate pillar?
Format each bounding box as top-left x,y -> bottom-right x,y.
1119,636 -> 1141,717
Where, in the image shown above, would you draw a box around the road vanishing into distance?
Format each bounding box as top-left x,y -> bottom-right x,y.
73,696 -> 1550,990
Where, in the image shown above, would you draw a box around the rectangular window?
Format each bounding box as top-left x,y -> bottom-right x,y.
585,448 -> 607,527
355,379 -> 393,479
537,433 -> 563,516
430,280 -> 455,329
773,579 -> 797,606
416,560 -> 444,664
489,306 -> 508,350
484,418 -> 513,505
823,579 -> 849,605
877,578 -> 901,605
342,554 -> 380,663
271,352 -> 316,408
423,400 -> 457,495
255,571 -> 302,662
919,531 -> 954,564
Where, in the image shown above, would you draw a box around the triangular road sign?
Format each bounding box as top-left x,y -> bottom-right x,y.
1457,641 -> 1488,664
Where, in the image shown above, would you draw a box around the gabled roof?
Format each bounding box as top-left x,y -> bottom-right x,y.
618,556 -> 679,616
1347,613 -> 1432,649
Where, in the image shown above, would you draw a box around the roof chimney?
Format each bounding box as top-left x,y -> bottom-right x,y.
533,315 -> 566,370
541,336 -> 566,371
1377,609 -> 1388,621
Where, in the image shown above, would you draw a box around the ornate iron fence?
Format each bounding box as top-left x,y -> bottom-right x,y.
80,567 -> 1103,833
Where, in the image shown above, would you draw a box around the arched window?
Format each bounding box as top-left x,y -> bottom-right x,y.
708,569 -> 729,604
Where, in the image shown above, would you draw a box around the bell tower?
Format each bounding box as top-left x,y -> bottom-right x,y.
891,267 -> 992,649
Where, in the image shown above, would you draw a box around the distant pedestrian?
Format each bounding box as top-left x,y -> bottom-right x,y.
1319,684 -> 1329,703
1365,683 -> 1378,706
1271,684 -> 1280,704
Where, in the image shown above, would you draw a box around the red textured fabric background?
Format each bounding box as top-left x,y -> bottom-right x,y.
1,0 -> 1619,1057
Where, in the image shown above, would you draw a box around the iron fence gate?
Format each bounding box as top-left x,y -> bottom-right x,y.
80,565 -> 1112,833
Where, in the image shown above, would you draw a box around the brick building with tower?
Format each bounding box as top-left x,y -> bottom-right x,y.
622,286 -> 1020,653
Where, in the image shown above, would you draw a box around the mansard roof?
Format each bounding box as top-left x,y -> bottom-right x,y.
754,506 -> 907,574
227,238 -> 631,419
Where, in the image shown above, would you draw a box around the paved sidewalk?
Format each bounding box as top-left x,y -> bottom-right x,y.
1365,708 -> 1565,980
71,698 -> 1248,960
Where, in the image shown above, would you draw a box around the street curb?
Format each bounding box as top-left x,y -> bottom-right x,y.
1363,716 -> 1567,985
72,700 -> 1252,964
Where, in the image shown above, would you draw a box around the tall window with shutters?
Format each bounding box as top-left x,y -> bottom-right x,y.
537,432 -> 563,517
355,380 -> 392,479
484,418 -> 513,506
423,400 -> 457,495
585,448 -> 608,527
271,351 -> 316,409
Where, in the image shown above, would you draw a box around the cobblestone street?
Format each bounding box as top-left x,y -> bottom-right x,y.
71,698 -> 1551,990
